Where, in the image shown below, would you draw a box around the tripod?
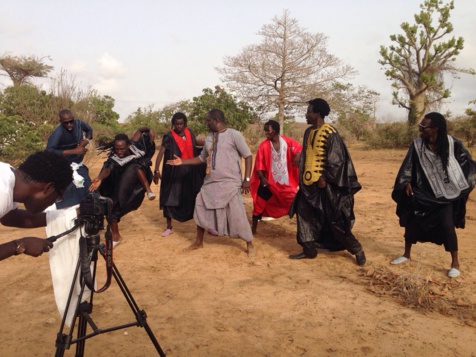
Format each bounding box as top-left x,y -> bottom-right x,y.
52,225 -> 166,357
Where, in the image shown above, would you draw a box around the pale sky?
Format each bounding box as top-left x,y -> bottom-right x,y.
1,0 -> 475,122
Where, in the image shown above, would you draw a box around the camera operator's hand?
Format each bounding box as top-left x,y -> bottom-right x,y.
22,237 -> 53,257
89,178 -> 102,192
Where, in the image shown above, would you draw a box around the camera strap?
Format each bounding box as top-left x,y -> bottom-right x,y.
79,226 -> 113,293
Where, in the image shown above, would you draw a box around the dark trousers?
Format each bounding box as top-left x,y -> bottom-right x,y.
405,203 -> 458,252
296,195 -> 362,257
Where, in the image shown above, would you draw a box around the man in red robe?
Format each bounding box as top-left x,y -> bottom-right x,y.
250,120 -> 302,234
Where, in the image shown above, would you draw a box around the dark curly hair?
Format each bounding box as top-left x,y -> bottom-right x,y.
308,98 -> 331,118
114,133 -> 131,145
172,112 -> 188,126
18,151 -> 73,191
264,120 -> 280,134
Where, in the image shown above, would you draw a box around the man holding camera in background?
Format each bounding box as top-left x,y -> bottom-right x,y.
0,151 -> 73,261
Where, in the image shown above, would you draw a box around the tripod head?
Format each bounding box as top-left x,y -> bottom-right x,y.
78,192 -> 113,235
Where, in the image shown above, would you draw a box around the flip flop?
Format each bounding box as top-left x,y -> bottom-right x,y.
208,229 -> 219,236
448,267 -> 460,278
390,256 -> 409,265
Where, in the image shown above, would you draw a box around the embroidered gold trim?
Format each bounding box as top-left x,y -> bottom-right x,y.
303,123 -> 336,185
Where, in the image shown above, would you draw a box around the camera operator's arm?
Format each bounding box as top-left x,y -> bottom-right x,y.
0,208 -> 46,228
89,167 -> 111,192
0,237 -> 53,261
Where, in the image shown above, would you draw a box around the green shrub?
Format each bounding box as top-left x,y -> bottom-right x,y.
365,122 -> 416,149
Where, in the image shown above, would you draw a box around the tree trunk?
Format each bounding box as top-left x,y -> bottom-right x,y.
277,101 -> 285,135
407,94 -> 427,126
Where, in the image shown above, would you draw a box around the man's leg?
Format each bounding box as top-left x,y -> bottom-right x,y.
251,215 -> 260,235
441,206 -> 459,271
136,168 -> 155,200
328,219 -> 366,266
450,251 -> 459,269
247,241 -> 256,257
185,225 -> 205,250
403,240 -> 412,259
289,198 -> 319,259
110,221 -> 122,243
448,251 -> 461,277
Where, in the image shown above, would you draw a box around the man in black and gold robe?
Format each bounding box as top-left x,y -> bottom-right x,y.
289,98 -> 366,266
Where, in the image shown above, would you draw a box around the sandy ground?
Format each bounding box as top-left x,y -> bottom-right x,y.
1,145 -> 476,357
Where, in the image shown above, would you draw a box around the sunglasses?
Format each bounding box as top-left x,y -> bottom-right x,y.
61,119 -> 74,126
418,123 -> 432,130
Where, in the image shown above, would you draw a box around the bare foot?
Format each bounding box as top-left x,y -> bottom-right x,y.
185,242 -> 203,251
112,233 -> 123,243
247,242 -> 256,257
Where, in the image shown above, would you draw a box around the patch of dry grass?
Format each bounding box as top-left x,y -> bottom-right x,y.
360,265 -> 476,327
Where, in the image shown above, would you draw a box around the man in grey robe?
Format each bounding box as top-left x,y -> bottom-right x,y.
167,109 -> 256,257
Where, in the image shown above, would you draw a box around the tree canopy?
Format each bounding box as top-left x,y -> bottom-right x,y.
187,86 -> 257,134
218,10 -> 355,131
125,86 -> 256,137
379,0 -> 475,125
0,54 -> 53,87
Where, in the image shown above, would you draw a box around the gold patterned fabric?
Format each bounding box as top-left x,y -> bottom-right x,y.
303,123 -> 336,185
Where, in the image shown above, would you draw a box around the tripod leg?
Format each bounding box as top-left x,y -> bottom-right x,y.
54,253 -> 84,357
75,252 -> 99,357
75,301 -> 92,357
143,320 -> 166,357
110,262 -> 166,356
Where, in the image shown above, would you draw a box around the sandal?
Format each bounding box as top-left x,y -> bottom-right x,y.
161,228 -> 173,237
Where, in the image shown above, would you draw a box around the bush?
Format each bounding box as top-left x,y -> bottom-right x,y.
0,114 -> 53,165
365,122 -> 416,149
449,116 -> 476,147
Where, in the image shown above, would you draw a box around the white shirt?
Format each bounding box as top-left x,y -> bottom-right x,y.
0,162 -> 19,219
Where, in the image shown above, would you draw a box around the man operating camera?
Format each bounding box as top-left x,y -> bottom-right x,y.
0,151 -> 73,261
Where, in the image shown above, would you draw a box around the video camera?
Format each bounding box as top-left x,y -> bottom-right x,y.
78,192 -> 113,235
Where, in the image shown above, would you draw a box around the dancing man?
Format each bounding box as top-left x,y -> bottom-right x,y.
89,127 -> 156,246
391,112 -> 475,278
289,98 -> 366,266
154,112 -> 205,237
250,120 -> 301,234
167,109 -> 256,257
